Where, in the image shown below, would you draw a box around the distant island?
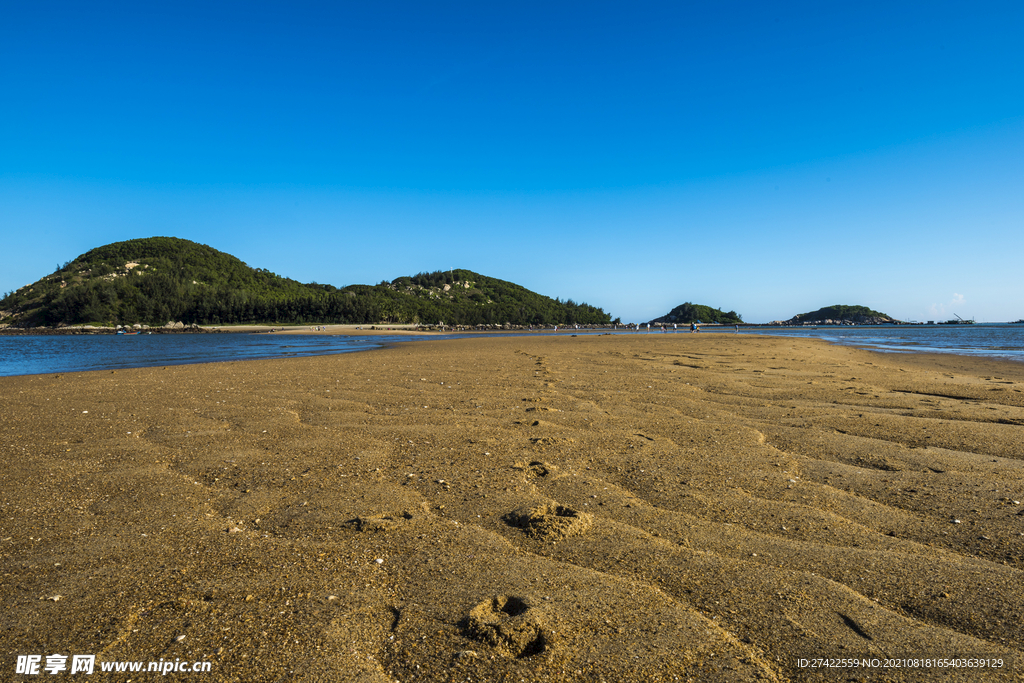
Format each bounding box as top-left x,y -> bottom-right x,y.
649,302 -> 742,325
0,237 -> 612,328
771,304 -> 898,326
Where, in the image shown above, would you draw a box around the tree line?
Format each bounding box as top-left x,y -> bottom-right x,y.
1,239 -> 612,327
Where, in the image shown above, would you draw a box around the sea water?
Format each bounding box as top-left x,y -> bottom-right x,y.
746,323 -> 1024,361
0,332 -> 432,377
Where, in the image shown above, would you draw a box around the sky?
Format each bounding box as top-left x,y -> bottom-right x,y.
2,1 -> 1023,323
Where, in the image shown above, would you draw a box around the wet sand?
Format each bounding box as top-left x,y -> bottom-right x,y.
2,334 -> 1022,681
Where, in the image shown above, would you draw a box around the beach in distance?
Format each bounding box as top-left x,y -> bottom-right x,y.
2,333 -> 1022,681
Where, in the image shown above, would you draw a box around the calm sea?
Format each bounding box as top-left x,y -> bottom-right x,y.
0,324 -> 1021,377
746,323 -> 1024,361
0,332 -> 434,378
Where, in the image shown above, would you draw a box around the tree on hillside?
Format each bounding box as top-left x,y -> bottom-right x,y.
650,302 -> 742,325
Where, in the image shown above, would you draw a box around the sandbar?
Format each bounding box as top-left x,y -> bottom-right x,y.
2,334 -> 1021,681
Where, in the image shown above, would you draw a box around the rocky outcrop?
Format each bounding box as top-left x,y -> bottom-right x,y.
769,304 -> 901,326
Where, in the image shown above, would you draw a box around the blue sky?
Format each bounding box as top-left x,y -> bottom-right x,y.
2,1 -> 1022,323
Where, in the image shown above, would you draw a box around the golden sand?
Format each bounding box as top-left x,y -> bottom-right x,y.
2,334 -> 1022,681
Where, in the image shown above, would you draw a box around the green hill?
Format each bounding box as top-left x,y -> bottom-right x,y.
0,237 -> 612,327
649,302 -> 742,325
786,305 -> 896,324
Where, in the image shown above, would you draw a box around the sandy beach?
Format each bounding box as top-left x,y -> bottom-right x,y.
2,334 -> 1022,681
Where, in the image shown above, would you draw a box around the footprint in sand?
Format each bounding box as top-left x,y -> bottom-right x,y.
353,514 -> 406,532
504,502 -> 592,540
352,503 -> 431,532
520,460 -> 558,477
463,596 -> 549,658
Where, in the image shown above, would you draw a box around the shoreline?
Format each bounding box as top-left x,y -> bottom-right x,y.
2,324 -> 1023,381
2,334 -> 1021,681
0,325 -> 596,339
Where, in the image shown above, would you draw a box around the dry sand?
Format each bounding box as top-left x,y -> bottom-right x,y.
2,334 -> 1022,682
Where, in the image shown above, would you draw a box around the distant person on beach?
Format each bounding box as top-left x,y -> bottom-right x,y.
690,322 -> 696,333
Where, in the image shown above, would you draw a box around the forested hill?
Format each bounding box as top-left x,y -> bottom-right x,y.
783,305 -> 896,325
0,237 -> 612,327
649,302 -> 743,325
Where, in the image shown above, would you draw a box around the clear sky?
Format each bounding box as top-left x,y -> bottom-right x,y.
2,1 -> 1022,323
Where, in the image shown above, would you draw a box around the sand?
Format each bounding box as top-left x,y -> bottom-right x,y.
2,334 -> 1022,682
